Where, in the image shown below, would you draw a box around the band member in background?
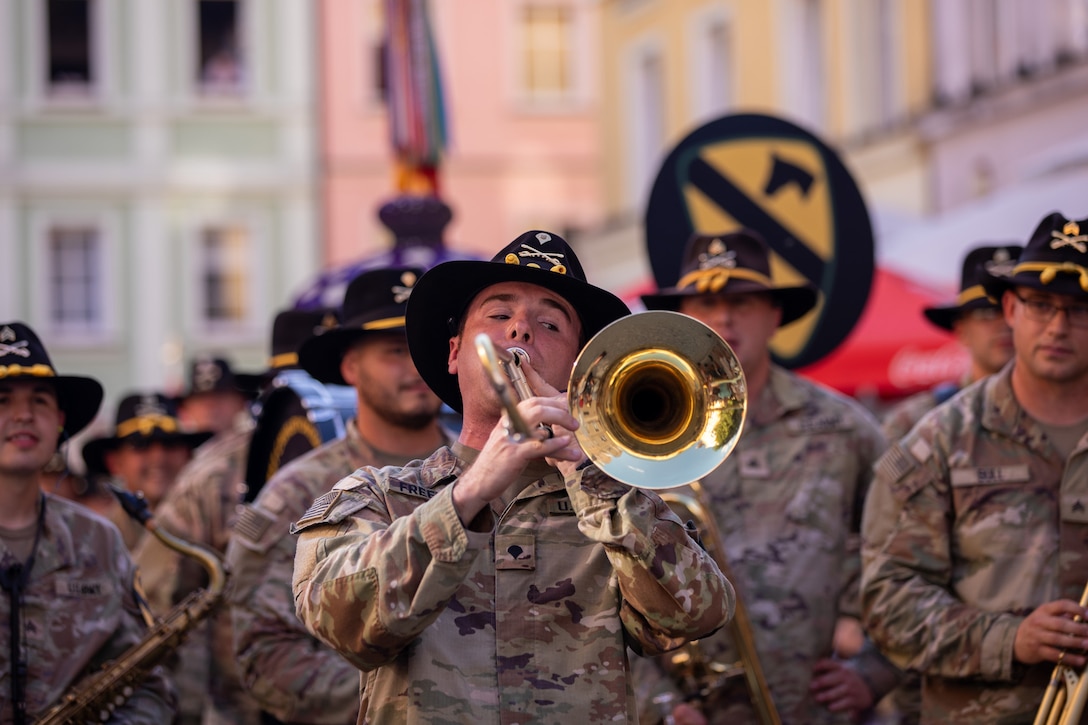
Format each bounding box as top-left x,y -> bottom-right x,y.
0,321 -> 175,722
227,267 -> 451,723
291,231 -> 733,722
82,393 -> 212,550
176,355 -> 253,435
133,308 -> 336,725
636,230 -> 898,725
862,211 -> 1088,723
882,244 -> 1023,442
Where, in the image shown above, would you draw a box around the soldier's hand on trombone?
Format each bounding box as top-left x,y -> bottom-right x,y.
451,359 -> 581,525
1013,599 -> 1088,666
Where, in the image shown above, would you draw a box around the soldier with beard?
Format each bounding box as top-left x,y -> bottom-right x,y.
226,267 -> 454,724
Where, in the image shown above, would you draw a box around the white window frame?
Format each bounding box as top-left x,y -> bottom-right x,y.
777,0 -> 827,132
686,2 -> 734,127
623,31 -> 666,210
506,0 -> 593,112
182,213 -> 266,345
29,207 -> 121,348
180,0 -> 253,106
25,0 -> 112,110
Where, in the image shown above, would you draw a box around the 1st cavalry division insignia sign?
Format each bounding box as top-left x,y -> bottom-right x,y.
645,113 -> 875,368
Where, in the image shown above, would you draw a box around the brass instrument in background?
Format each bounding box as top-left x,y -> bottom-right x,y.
34,488 -> 227,725
477,310 -> 747,489
1034,584 -> 1088,725
660,483 -> 781,725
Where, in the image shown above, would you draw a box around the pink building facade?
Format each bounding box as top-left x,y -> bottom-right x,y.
317,0 -> 604,264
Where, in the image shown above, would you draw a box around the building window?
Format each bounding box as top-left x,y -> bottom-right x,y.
691,13 -> 733,124
46,0 -> 94,94
197,0 -> 244,95
200,226 -> 249,324
795,0 -> 826,130
628,41 -> 665,206
520,4 -> 573,101
48,226 -> 101,327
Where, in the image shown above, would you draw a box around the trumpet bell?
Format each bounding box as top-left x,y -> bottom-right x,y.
569,310 -> 746,489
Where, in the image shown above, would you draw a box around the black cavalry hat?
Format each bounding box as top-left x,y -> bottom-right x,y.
299,266 -> 424,386
181,355 -> 251,399
923,244 -> 1023,330
983,211 -> 1088,301
406,230 -> 631,412
236,308 -> 339,391
82,393 -> 214,476
0,321 -> 103,438
640,229 -> 818,326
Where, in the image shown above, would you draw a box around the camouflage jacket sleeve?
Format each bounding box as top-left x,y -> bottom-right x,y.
563,463 -> 735,655
860,416 -> 1023,681
226,442 -> 362,724
293,455 -> 733,672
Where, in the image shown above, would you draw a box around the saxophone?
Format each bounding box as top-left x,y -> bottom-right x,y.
34,487 -> 227,725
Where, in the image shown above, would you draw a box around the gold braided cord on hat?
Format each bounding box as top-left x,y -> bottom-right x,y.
676,267 -> 776,294
269,352 -> 298,369
956,285 -> 992,306
1012,261 -> 1088,293
362,316 -> 407,331
0,364 -> 56,379
116,415 -> 180,438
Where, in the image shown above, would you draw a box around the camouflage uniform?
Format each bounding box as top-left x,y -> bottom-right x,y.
226,421 -> 446,724
133,415 -> 260,725
0,494 -> 176,723
636,366 -> 897,725
861,366 -> 1088,723
881,380 -> 963,443
292,442 -> 734,724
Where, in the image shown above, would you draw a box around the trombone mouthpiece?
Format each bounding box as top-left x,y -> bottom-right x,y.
506,347 -> 530,365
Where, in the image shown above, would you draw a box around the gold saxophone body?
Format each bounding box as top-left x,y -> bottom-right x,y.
34,488 -> 227,725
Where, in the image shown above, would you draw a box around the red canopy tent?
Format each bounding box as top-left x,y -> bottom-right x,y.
796,267 -> 968,400
618,267 -> 968,403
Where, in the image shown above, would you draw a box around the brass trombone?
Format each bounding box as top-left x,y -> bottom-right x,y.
1034,583 -> 1088,725
476,310 -> 778,720
476,310 -> 747,489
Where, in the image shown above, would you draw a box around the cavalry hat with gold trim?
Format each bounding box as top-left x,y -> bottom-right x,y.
983,211 -> 1088,300
236,308 -> 339,391
0,321 -> 103,438
640,229 -> 818,325
180,354 -> 252,400
923,244 -> 1022,330
299,266 -> 424,386
406,230 -> 630,412
81,393 -> 214,476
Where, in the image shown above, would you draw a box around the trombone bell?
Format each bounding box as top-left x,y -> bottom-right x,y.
569,311 -> 746,490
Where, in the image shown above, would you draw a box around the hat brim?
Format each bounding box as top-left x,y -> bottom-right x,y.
982,267 -> 1088,302
406,260 -> 631,413
922,298 -> 1000,331
640,281 -> 818,326
53,376 -> 104,439
298,312 -> 408,386
81,430 -> 214,477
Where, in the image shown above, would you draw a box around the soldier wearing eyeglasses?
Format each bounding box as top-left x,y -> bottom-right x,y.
861,211 -> 1088,724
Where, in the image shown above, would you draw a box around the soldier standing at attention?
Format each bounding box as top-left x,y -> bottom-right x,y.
635,229 -> 899,725
861,211 -> 1088,723
226,267 -> 452,724
0,321 -> 175,722
291,231 -> 734,723
882,244 -> 1022,443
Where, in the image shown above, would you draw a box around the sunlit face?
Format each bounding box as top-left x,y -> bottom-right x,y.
342,331 -> 442,429
448,281 -> 583,419
0,380 -> 64,479
953,306 -> 1014,377
679,292 -> 781,379
104,439 -> 192,509
178,391 -> 249,434
1004,286 -> 1088,387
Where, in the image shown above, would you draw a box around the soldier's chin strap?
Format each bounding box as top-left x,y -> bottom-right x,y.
0,493 -> 46,725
